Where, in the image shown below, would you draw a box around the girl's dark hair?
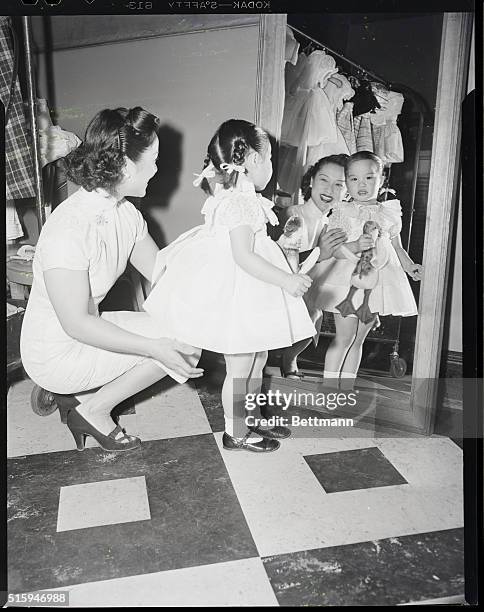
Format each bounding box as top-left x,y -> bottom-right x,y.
65,107 -> 160,192
344,150 -> 384,175
300,154 -> 348,201
199,119 -> 269,194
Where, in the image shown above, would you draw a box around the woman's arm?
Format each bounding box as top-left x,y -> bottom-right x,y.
43,268 -> 203,377
229,225 -> 312,298
391,234 -> 423,280
129,233 -> 160,282
333,235 -> 375,259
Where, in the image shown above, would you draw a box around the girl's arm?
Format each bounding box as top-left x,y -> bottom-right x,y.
391,234 -> 423,280
229,225 -> 312,298
129,233 -> 160,282
333,235 -> 374,259
43,268 -> 204,378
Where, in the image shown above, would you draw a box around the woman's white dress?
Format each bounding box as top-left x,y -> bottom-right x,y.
20,187 -> 186,393
143,179 -> 316,354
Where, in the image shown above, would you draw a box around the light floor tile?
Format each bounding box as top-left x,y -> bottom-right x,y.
7,378 -> 211,457
215,433 -> 463,558
40,558 -> 278,607
57,476 -> 150,532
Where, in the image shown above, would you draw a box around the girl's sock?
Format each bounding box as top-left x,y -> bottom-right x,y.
224,416 -> 262,442
323,370 -> 340,381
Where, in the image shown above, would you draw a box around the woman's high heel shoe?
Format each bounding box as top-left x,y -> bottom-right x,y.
66,407 -> 141,452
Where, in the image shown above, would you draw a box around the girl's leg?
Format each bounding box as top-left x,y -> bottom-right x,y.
324,314 -> 359,379
76,361 -> 168,438
223,353 -> 259,437
340,319 -> 374,378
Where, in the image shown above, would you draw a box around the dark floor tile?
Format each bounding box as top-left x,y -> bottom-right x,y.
304,447 -> 408,493
195,378 -> 225,433
262,528 -> 464,606
8,434 -> 257,592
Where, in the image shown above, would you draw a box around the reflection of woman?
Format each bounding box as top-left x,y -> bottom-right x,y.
280,155 -> 348,378
20,107 -> 203,452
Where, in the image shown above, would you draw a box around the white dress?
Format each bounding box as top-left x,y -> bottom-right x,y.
305,200 -> 418,317
143,178 -> 316,354
20,187 -> 188,393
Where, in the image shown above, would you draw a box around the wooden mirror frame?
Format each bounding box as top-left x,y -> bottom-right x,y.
255,12 -> 473,435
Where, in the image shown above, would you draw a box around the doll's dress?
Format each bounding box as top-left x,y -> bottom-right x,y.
279,50 -> 339,196
305,199 -> 418,317
143,178 -> 316,354
370,84 -> 404,164
306,74 -> 355,166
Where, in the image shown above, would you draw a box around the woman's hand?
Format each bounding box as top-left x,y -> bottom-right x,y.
148,338 -> 204,378
356,234 -> 375,252
317,225 -> 348,260
283,273 -> 312,297
403,262 -> 423,281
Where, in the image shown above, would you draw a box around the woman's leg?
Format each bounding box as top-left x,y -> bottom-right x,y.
76,361 -> 167,437
323,314 -> 359,379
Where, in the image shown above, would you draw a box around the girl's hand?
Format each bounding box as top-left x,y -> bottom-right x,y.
149,338 -> 204,378
404,263 -> 423,281
283,273 -> 312,297
356,234 -> 375,252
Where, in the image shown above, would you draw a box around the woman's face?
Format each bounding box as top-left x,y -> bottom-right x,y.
310,162 -> 347,212
122,136 -> 159,197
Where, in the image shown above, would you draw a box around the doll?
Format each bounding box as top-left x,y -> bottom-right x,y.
277,215 -> 320,274
335,220 -> 388,324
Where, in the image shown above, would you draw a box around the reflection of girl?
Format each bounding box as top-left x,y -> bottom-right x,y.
280,155 -> 348,378
20,108 -> 203,452
317,151 -> 423,385
144,120 -> 316,452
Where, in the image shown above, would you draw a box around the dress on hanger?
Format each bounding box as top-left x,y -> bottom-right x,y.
279,50 -> 339,196
306,74 -> 355,166
337,101 -> 357,155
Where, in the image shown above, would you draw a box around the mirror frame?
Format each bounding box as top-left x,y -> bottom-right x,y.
256,12 -> 473,435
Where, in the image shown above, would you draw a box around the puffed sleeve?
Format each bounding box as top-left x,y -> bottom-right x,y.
39,219 -> 89,271
380,200 -> 402,239
218,193 -> 264,232
124,199 -> 148,243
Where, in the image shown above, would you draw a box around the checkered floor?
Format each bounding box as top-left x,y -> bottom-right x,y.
7,368 -> 464,606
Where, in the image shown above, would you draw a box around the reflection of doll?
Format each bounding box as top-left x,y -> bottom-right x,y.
336,220 -> 388,324
277,215 -> 305,272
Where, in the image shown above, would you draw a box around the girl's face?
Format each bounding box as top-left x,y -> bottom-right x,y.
310,162 -> 347,212
345,159 -> 384,202
121,136 -> 159,197
246,140 -> 273,191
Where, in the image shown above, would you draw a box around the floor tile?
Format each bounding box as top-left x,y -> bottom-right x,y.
41,558 -> 278,607
8,435 -> 258,592
57,476 -> 150,532
7,377 -> 210,457
215,433 -> 463,557
262,528 -> 464,606
304,447 -> 408,493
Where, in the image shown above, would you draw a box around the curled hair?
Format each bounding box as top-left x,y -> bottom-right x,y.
344,150 -> 384,176
300,154 -> 348,201
65,107 -> 160,192
199,119 -> 269,195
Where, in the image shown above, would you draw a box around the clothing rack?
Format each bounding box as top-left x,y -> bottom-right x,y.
288,24 -> 392,89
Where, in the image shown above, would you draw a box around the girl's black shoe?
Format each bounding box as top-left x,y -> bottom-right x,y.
222,431 -> 280,452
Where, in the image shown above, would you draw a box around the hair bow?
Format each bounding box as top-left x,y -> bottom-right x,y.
219,162 -> 246,175
193,161 -> 216,187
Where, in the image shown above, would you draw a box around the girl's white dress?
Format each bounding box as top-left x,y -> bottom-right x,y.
143,179 -> 316,354
306,199 -> 418,317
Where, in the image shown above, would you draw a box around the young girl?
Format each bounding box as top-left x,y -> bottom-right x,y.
280,154 -> 349,378
143,119 -> 316,452
314,150 -> 423,385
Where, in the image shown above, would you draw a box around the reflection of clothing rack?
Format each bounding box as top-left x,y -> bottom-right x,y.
288,24 -> 392,88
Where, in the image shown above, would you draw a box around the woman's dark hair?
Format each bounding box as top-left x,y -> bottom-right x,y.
65,107 -> 160,192
344,150 -> 384,175
199,119 -> 269,194
300,154 -> 348,201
